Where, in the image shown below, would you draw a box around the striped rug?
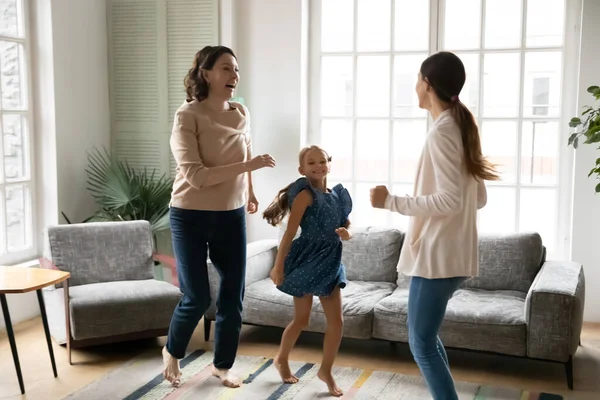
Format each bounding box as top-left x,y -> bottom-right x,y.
111,350 -> 563,400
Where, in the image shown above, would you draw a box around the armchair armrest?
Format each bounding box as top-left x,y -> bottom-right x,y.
153,253 -> 178,287
525,260 -> 585,362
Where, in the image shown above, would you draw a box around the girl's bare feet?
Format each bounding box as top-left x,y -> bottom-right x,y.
211,365 -> 242,388
162,347 -> 182,387
317,368 -> 343,397
274,355 -> 299,384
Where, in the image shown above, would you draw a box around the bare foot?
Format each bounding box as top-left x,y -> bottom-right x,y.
211,365 -> 242,388
274,356 -> 299,384
317,368 -> 343,397
162,347 -> 182,387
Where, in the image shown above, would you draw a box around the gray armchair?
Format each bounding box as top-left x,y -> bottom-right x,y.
39,220 -> 182,364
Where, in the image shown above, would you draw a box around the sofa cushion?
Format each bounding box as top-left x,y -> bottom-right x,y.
341,227 -> 404,284
44,220 -> 155,287
463,232 -> 545,293
372,287 -> 527,356
242,278 -> 396,339
67,279 -> 182,341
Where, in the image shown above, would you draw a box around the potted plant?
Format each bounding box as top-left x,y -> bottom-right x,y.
62,147 -> 174,279
568,85 -> 600,193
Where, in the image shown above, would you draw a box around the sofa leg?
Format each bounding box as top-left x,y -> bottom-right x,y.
565,356 -> 574,390
204,318 -> 211,342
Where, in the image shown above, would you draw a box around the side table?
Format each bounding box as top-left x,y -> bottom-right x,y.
0,266 -> 70,395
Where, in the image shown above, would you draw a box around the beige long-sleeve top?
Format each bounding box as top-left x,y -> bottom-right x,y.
169,100 -> 252,211
384,109 -> 487,279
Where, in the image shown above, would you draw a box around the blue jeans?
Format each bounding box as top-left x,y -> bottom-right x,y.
408,276 -> 466,400
166,206 -> 246,369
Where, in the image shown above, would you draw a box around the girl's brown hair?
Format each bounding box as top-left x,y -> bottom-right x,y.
420,51 -> 500,181
184,45 -> 237,102
263,146 -> 331,226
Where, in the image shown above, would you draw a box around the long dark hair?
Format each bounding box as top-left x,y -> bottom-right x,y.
420,51 -> 500,181
263,146 -> 331,226
184,45 -> 237,102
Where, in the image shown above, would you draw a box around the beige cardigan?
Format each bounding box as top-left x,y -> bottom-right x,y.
384,109 -> 487,279
169,100 -> 252,211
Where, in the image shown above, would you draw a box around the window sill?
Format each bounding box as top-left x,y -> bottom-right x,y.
9,258 -> 40,268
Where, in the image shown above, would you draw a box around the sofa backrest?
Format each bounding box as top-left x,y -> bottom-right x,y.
462,232 -> 545,293
44,220 -> 155,287
341,227 -> 403,283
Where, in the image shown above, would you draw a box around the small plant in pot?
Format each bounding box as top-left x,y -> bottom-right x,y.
568,85 -> 600,193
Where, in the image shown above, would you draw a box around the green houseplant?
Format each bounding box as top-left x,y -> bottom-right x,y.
568,85 -> 600,193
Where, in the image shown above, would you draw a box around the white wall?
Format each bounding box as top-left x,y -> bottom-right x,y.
231,0 -> 309,242
571,0 -> 600,322
0,0 -> 111,330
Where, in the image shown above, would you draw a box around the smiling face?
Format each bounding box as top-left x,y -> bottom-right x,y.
202,53 -> 239,100
299,147 -> 331,181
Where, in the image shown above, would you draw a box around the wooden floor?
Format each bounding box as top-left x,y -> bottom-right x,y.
1,318 -> 600,399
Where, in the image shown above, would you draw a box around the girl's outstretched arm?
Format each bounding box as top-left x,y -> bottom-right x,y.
270,189 -> 312,285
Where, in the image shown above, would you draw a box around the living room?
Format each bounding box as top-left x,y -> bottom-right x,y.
0,0 -> 599,399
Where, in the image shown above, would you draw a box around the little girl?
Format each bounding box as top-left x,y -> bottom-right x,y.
263,145 -> 352,397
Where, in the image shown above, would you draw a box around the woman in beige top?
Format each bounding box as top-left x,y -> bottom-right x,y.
162,45 -> 275,388
370,51 -> 499,399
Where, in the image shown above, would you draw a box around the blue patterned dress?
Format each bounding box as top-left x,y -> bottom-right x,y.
277,177 -> 353,297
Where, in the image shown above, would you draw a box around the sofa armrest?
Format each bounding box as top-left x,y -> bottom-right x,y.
525,260 -> 585,362
244,239 -> 278,287
204,239 -> 278,320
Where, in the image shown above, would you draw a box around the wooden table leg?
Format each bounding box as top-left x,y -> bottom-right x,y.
0,293 -> 25,394
37,289 -> 57,377
63,279 -> 71,365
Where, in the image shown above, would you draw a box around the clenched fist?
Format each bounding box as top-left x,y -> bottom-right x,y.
370,185 -> 389,209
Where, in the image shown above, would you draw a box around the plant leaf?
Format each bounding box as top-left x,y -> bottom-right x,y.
569,117 -> 582,127
568,133 -> 578,145
587,85 -> 600,93
596,182 -> 600,194
574,137 -> 579,149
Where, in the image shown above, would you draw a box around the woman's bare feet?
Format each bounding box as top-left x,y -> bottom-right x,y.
162,347 -> 182,387
274,355 -> 299,384
211,365 -> 242,388
317,368 -> 343,397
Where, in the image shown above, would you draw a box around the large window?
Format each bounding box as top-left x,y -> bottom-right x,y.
0,0 -> 34,264
309,0 -> 577,258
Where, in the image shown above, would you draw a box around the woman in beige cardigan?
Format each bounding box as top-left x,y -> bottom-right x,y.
370,51 -> 499,399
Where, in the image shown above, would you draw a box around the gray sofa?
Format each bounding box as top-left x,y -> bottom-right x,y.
204,227 -> 585,389
40,220 -> 182,364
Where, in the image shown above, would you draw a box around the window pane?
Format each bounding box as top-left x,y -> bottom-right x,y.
357,56 -> 390,117
483,53 -> 520,117
320,119 -> 353,180
519,188 -> 556,252
357,0 -> 391,51
521,121 -> 558,185
0,0 -> 23,38
444,0 -> 481,50
393,119 -> 427,182
391,183 -> 414,230
321,0 -> 353,52
480,121 -> 518,183
478,186 -> 516,233
321,56 -> 353,117
485,0 -> 521,48
352,182 -> 390,227
356,120 -> 389,181
526,0 -> 565,47
3,113 -> 28,181
455,53 -> 480,115
393,54 -> 427,118
395,0 -> 429,51
523,52 -> 562,118
0,41 -> 27,110
6,183 -> 30,252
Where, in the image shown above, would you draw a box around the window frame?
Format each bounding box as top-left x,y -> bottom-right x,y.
0,0 -> 37,266
308,0 -> 582,260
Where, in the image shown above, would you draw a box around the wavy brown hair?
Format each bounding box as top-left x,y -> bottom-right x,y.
263,146 -> 331,226
184,45 -> 237,102
420,51 -> 500,182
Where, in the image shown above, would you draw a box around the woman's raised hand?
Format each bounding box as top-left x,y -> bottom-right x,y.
246,154 -> 276,171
